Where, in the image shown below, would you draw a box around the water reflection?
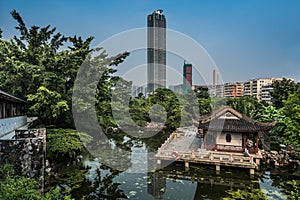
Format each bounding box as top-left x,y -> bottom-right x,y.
148,163 -> 260,200
47,130 -> 295,199
48,155 -> 291,199
83,159 -> 261,199
259,171 -> 287,199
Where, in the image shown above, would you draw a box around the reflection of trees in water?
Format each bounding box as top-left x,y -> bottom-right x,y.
48,160 -> 127,199
148,163 -> 261,200
84,163 -> 127,199
140,130 -> 173,152
262,167 -> 300,197
148,172 -> 166,199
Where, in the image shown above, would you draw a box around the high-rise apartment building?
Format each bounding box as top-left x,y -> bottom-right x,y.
147,10 -> 166,95
213,69 -> 218,86
244,78 -> 294,102
132,85 -> 145,97
223,82 -> 244,98
183,62 -> 192,94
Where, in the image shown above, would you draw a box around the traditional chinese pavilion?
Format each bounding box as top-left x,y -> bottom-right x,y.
198,106 -> 275,154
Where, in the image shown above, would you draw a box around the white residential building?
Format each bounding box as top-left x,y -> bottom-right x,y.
243,78 -> 294,102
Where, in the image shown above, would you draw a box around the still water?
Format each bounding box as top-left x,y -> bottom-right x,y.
49,133 -> 297,199
80,158 -> 288,199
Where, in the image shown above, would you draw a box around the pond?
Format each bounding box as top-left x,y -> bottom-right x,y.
48,131 -> 298,199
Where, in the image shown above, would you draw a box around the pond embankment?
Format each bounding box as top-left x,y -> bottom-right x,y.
261,150 -> 300,168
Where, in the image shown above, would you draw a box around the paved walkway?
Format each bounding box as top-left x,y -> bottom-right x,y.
163,126 -> 202,152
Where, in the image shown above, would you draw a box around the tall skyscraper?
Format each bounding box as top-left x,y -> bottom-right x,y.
213,69 -> 218,86
147,10 -> 166,94
183,62 -> 192,94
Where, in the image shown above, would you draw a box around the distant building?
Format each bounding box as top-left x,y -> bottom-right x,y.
193,77 -> 295,101
147,9 -> 166,95
192,85 -> 204,91
223,82 -> 244,98
169,84 -> 183,94
213,69 -> 218,86
261,85 -> 273,104
243,78 -> 294,102
215,85 -> 224,97
207,84 -> 224,98
132,85 -> 144,97
183,62 -> 192,94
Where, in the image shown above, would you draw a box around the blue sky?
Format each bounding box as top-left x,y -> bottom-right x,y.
1,0 -> 300,85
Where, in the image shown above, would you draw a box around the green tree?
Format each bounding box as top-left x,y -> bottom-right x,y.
193,87 -> 211,115
0,10 -> 94,127
254,105 -> 286,150
271,78 -> 298,109
27,86 -> 69,125
148,88 -> 182,130
226,96 -> 263,119
223,188 -> 267,200
282,88 -> 300,147
71,48 -> 129,132
129,94 -> 149,126
285,180 -> 300,200
46,129 -> 92,161
257,105 -> 284,123
0,164 -> 73,200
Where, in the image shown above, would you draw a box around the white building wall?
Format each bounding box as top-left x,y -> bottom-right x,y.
217,132 -> 243,146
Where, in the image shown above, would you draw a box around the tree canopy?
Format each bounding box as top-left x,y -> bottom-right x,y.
271,78 -> 299,109
0,10 -> 129,128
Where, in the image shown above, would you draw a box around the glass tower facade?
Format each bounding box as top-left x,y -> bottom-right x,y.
147,10 -> 166,94
183,63 -> 192,94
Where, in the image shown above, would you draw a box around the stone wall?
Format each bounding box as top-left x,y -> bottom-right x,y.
261,150 -> 300,168
0,128 -> 46,185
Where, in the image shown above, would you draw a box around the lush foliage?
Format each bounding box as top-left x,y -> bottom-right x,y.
46,129 -> 92,160
223,188 -> 267,200
284,180 -> 300,200
0,10 -> 93,127
193,86 -> 211,115
271,78 -> 299,109
0,164 -> 73,200
27,86 -> 69,125
226,96 -> 264,119
128,88 -> 199,132
281,88 -> 300,148
268,79 -> 300,148
0,164 -> 43,200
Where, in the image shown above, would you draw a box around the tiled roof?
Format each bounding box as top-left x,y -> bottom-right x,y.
0,90 -> 26,103
199,106 -> 276,133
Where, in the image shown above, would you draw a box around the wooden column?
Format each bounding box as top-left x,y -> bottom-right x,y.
242,134 -> 247,151
255,133 -> 258,153
157,159 -> 161,165
185,162 -> 189,170
203,130 -> 207,149
255,158 -> 260,165
2,103 -> 6,118
11,103 -> 14,117
214,132 -> 217,151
